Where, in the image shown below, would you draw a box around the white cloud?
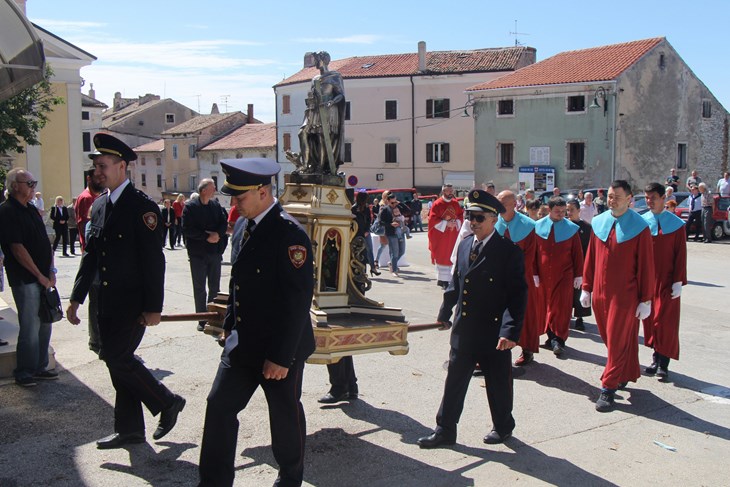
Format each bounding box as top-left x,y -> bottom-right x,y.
293,34 -> 383,45
32,18 -> 107,30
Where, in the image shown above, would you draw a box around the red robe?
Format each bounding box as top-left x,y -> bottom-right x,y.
74,187 -> 100,251
642,227 -> 687,360
536,230 -> 583,341
583,227 -> 654,389
506,229 -> 542,353
427,197 -> 463,266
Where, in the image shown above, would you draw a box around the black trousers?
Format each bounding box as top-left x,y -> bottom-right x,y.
436,345 -> 514,438
99,316 -> 175,434
189,253 -> 222,325
68,228 -> 78,254
199,352 -> 307,487
52,224 -> 68,254
686,210 -> 702,239
162,224 -> 176,249
326,357 -> 358,395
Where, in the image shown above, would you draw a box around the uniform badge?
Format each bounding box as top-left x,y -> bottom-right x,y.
143,212 -> 158,231
288,245 -> 307,268
473,190 -> 479,199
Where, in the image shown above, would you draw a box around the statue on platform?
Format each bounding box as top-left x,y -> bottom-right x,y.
286,51 -> 346,177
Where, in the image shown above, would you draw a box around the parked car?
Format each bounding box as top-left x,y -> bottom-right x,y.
538,190 -> 578,204
674,195 -> 730,239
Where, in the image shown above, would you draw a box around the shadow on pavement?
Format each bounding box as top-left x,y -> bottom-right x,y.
515,362 -> 601,402
686,280 -> 724,288
100,441 -> 198,486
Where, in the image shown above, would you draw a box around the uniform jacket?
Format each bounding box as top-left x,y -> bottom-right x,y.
223,203 -> 315,368
71,185 -> 165,320
161,207 -> 176,227
438,232 -> 527,351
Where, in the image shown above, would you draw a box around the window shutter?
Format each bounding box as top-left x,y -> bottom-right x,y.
426,143 -> 433,162
444,143 -> 450,162
426,100 -> 433,119
443,99 -> 450,118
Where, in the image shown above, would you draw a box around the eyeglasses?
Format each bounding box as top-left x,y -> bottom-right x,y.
18,180 -> 38,189
467,213 -> 487,222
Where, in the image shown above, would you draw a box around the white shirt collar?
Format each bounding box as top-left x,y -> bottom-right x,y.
473,229 -> 496,247
252,198 -> 278,226
108,179 -> 130,205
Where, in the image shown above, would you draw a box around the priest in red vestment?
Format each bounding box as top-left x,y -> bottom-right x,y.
428,184 -> 463,288
641,183 -> 687,380
534,197 -> 583,356
581,180 -> 655,412
497,190 -> 541,366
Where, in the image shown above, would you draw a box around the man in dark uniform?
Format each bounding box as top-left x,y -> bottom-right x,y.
198,158 -> 315,487
67,133 -> 185,449
418,189 -> 527,448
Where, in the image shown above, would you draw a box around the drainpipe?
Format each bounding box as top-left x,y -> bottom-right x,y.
610,92 -> 617,181
410,75 -> 416,188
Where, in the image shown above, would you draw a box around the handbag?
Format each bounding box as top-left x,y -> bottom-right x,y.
39,286 -> 64,323
370,218 -> 385,236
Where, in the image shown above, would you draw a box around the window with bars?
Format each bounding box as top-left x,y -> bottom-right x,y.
497,99 -> 514,116
498,143 -> 514,168
567,96 -> 586,112
385,100 -> 397,120
568,142 -> 585,170
702,100 -> 712,118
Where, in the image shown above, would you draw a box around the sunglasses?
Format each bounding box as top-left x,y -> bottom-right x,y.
467,212 -> 487,222
18,180 -> 38,189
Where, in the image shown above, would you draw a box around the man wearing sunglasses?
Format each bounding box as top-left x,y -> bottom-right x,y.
418,189 -> 527,449
0,169 -> 57,387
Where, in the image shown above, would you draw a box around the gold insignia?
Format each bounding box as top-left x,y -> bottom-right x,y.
473,190 -> 479,199
288,245 -> 307,269
143,212 -> 158,231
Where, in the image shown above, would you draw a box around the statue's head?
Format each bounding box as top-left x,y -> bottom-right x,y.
315,51 -> 331,69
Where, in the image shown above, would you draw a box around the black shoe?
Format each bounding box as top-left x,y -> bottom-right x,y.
645,362 -> 658,375
96,431 -> 146,449
656,366 -> 669,379
33,370 -> 59,380
472,365 -> 484,377
196,323 -> 205,332
370,269 -> 381,276
15,377 -> 37,387
437,280 -> 449,289
574,318 -> 585,331
417,431 -> 456,449
0,339 -> 8,346
153,395 -> 186,440
617,381 -> 628,390
551,340 -> 564,356
595,391 -> 615,412
348,391 -> 359,400
483,430 -> 512,444
317,391 -> 349,404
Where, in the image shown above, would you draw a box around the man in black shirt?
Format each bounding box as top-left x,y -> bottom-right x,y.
0,169 -> 57,387
182,179 -> 228,331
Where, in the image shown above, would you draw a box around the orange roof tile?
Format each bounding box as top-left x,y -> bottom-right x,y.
468,38 -> 663,91
133,139 -> 164,152
199,123 -> 276,151
275,47 -> 533,87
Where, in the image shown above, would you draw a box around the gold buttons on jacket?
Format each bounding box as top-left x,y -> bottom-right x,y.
462,312 -> 467,316
102,267 -> 106,271
489,278 -> 493,282
256,269 -> 260,273
462,301 -> 467,305
235,302 -> 240,307
237,317 -> 241,322
494,317 -> 499,321
465,278 -> 470,283
463,290 -> 468,295
103,281 -> 108,286
235,285 -> 240,291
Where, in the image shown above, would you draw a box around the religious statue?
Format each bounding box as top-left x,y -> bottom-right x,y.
286,51 -> 346,177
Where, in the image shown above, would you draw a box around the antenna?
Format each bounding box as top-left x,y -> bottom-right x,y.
509,20 -> 530,47
194,94 -> 201,113
220,95 -> 230,113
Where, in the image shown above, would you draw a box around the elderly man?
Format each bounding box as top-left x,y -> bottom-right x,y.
699,183 -> 714,243
642,183 -> 686,379
685,185 -> 702,241
182,178 -> 229,331
581,180 -> 654,412
685,170 -> 701,191
428,184 -> 463,288
717,172 -> 730,197
579,192 -> 597,224
0,169 -> 57,387
418,190 -> 526,448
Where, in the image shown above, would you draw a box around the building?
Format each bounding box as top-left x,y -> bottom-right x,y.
274,42 -> 535,194
162,109 -> 256,194
101,92 -> 198,149
197,122 -> 277,191
81,84 -> 107,162
467,37 -> 729,193
129,139 -> 164,202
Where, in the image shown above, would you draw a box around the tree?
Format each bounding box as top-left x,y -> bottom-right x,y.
0,66 -> 64,156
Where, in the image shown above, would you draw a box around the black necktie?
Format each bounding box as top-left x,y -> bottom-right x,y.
243,219 -> 256,241
469,241 -> 482,263
104,198 -> 113,225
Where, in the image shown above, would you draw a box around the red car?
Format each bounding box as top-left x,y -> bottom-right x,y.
674,195 -> 730,239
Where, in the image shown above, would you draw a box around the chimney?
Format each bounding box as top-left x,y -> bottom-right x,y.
247,104 -> 254,123
14,0 -> 26,14
418,41 -> 427,72
210,103 -> 219,114
88,83 -> 96,100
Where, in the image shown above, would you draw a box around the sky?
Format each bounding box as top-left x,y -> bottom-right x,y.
27,0 -> 730,123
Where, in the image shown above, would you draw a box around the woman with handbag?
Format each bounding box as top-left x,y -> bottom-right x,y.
352,191 -> 379,276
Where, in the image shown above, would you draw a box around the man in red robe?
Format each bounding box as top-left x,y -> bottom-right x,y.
535,197 -> 583,356
428,184 -> 463,288
581,180 -> 655,412
641,183 -> 687,380
496,190 -> 540,366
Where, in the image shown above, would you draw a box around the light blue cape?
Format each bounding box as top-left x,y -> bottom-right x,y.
592,209 -> 649,243
535,217 -> 579,243
496,211 -> 535,243
642,210 -> 685,236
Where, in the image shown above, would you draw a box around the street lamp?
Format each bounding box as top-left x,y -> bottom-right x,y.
589,86 -> 608,116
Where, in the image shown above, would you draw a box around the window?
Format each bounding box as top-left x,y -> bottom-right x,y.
659,53 -> 666,70
426,98 -> 450,119
498,143 -> 514,169
282,95 -> 291,114
497,100 -> 514,116
385,143 -> 397,163
188,144 -> 197,158
141,156 -> 146,166
344,142 -> 352,163
702,100 -> 712,118
141,174 -> 147,186
82,132 -> 91,152
172,144 -> 178,160
426,143 -> 450,163
385,100 -> 397,120
568,142 -> 586,170
677,143 -> 687,169
172,175 -> 178,190
211,175 -> 218,190
81,111 -> 90,120
236,153 -> 243,159
345,101 -> 351,121
156,174 -> 162,188
166,113 -> 175,124
189,175 -> 197,191
156,157 -> 162,166
212,153 -> 218,165
283,133 -> 291,151
567,96 -> 586,112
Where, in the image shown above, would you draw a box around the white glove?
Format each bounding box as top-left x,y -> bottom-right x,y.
670,282 -> 682,299
533,275 -> 540,287
579,290 -> 591,308
635,301 -> 651,320
573,276 -> 583,289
